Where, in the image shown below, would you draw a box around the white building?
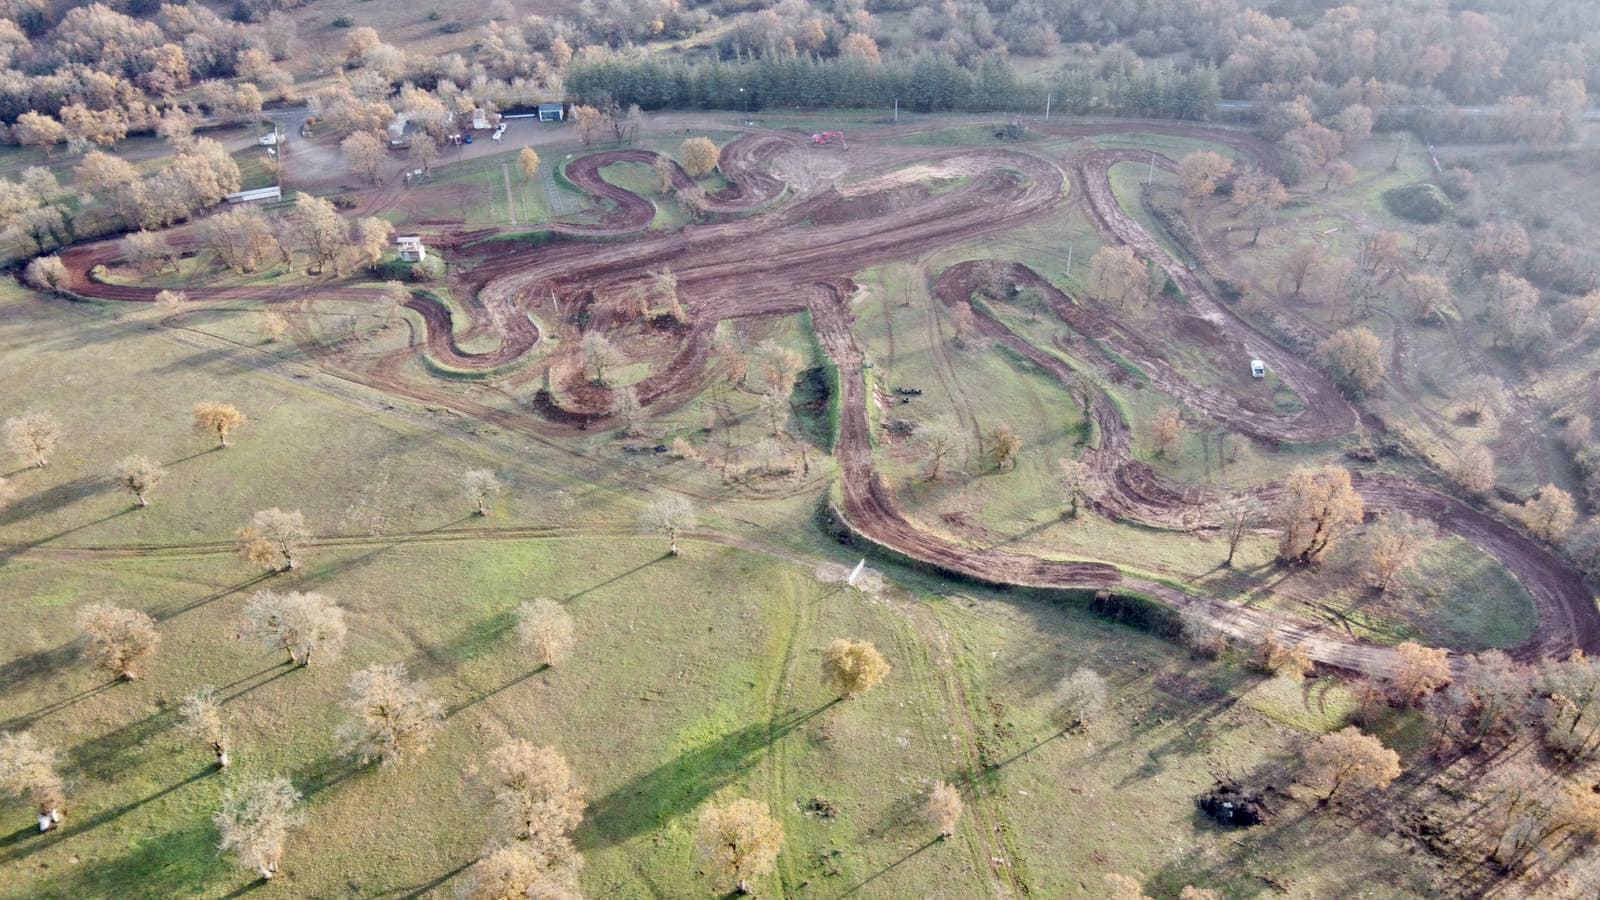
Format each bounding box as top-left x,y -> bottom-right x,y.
396,236 -> 427,262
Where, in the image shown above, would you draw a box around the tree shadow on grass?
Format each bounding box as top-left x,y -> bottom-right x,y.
61,820 -> 226,897
564,553 -> 665,605
295,514 -> 478,588
0,766 -> 213,864
445,663 -> 548,719
0,475 -> 116,531
67,704 -> 180,782
55,664 -> 292,783
0,638 -> 84,698
217,661 -> 298,704
836,837 -> 942,896
0,678 -> 118,732
576,700 -> 836,850
153,571 -> 275,622
404,608 -> 519,681
293,753 -> 366,802
0,505 -> 132,563
381,857 -> 476,899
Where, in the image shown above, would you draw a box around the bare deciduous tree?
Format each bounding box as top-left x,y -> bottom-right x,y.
1177,150 -> 1232,200
473,740 -> 586,843
1402,273 -> 1451,324
1428,650 -> 1528,750
1057,457 -> 1088,518
1275,466 -> 1364,565
193,402 -> 247,448
462,469 -> 503,517
1150,407 -> 1183,459
1489,768 -> 1600,872
1315,327 -> 1386,395
1220,496 -> 1263,567
752,340 -> 803,399
1452,444 -> 1497,495
1256,636 -> 1313,679
1539,650 -> 1600,759
517,598 -> 575,668
1088,245 -> 1146,310
240,590 -> 348,667
341,130 -> 387,184
410,134 -> 441,173
115,455 -> 165,508
215,775 -> 303,880
639,494 -> 696,556
378,281 -> 410,324
237,508 -> 311,573
579,331 -> 621,386
1054,666 -> 1108,732
1392,641 -> 1451,705
988,424 -> 1022,471
1231,170 -> 1289,245
77,603 -> 160,680
122,230 -> 178,274
1517,484 -> 1577,542
694,798 -> 784,895
23,255 -> 69,293
0,732 -> 64,832
1456,375 -> 1507,424
918,415 -> 972,481
924,780 -> 962,838
4,412 -> 60,468
1279,242 -> 1323,298
1180,605 -> 1227,658
1299,726 -> 1400,804
610,386 -> 643,436
178,686 -> 230,768
1358,511 -> 1435,591
458,843 -> 583,900
821,638 -> 890,699
336,663 -> 444,767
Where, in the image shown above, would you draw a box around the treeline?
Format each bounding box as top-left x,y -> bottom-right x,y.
567,55 -> 1219,120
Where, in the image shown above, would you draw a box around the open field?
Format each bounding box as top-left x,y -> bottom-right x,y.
6,108 -> 1600,898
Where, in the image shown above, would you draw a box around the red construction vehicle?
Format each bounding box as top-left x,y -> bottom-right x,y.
810,131 -> 847,149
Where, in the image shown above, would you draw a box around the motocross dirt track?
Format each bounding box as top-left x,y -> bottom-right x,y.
53,122 -> 1600,675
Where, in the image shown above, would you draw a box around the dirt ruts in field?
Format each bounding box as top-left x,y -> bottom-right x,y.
47,119 -> 1599,671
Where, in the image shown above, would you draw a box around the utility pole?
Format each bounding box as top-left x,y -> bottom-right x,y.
894,98 -> 898,124
1065,245 -> 1072,277
1147,151 -> 1156,185
1044,92 -> 1052,121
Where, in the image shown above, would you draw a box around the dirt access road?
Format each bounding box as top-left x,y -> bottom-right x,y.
52,118 -> 1600,675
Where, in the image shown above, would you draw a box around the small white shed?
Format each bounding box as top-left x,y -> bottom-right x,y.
471,108 -> 490,130
396,236 -> 427,262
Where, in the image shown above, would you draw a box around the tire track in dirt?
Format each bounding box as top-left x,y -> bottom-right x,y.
815,146 -> 1598,671
45,120 -> 1599,671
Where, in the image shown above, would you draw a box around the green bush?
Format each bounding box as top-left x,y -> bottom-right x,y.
330,15 -> 354,27
409,257 -> 445,282
1383,183 -> 1452,223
